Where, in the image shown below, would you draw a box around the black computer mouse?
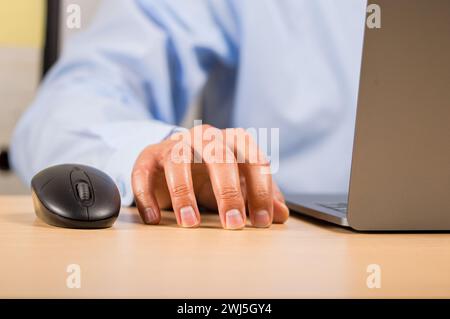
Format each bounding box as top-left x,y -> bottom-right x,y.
31,164 -> 121,229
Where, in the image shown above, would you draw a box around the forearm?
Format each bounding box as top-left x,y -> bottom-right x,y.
11,71 -> 177,205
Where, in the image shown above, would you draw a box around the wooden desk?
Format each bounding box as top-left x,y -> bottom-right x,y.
0,196 -> 449,298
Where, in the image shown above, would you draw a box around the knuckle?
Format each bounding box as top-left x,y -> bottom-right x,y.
162,147 -> 175,162
134,189 -> 145,199
218,186 -> 242,202
232,128 -> 251,142
133,189 -> 149,206
235,127 -> 248,137
138,145 -> 158,160
191,124 -> 214,133
253,186 -> 271,201
200,124 -> 214,130
171,184 -> 193,198
132,168 -> 146,180
166,143 -> 193,164
203,125 -> 222,136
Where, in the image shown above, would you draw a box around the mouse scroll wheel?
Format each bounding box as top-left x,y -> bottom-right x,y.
76,182 -> 91,201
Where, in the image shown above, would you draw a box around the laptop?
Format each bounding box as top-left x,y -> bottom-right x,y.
285,0 -> 450,231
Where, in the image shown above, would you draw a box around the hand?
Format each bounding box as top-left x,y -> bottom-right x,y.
131,125 -> 289,230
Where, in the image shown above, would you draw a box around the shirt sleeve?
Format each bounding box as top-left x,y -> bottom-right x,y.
10,0 -> 238,205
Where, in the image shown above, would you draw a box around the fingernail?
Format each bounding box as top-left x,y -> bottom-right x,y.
180,206 -> 198,227
144,207 -> 158,224
225,209 -> 245,230
254,210 -> 271,228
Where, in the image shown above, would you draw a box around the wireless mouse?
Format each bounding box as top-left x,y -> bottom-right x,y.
31,164 -> 121,229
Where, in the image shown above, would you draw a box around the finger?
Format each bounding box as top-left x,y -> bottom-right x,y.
243,164 -> 273,227
163,144 -> 200,228
209,163 -> 246,230
194,126 -> 246,230
224,128 -> 273,228
272,182 -> 290,224
131,152 -> 161,225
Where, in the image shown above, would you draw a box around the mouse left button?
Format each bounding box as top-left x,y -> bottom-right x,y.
38,178 -> 89,221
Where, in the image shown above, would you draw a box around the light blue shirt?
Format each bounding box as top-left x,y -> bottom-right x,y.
11,0 -> 367,205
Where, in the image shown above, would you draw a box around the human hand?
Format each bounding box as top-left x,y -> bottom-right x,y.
131,125 -> 289,230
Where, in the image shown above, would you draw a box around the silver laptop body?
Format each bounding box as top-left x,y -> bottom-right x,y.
286,0 -> 450,230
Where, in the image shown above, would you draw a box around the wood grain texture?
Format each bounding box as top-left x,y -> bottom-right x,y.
0,196 -> 449,298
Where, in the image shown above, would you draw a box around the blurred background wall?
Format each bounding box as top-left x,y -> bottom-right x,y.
0,0 -> 44,194
0,0 -> 100,194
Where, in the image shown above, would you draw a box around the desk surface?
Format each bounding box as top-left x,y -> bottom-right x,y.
1,195 -> 450,298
